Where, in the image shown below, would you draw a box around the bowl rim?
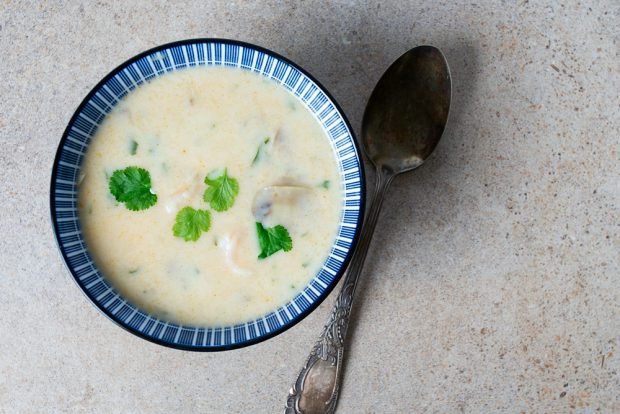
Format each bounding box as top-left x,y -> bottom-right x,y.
50,38 -> 366,351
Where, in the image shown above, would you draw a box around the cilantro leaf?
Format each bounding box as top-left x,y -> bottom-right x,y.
108,166 -> 157,211
203,169 -> 239,212
173,207 -> 211,241
256,222 -> 293,259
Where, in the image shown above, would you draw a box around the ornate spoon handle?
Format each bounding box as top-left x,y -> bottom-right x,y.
285,168 -> 394,414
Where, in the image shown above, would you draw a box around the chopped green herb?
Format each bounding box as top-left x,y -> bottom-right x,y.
173,207 -> 211,242
161,162 -> 168,173
108,166 -> 157,211
302,262 -> 309,268
129,139 -> 138,155
320,180 -> 330,189
252,148 -> 261,165
203,169 -> 239,212
128,268 -> 140,274
252,137 -> 271,166
256,222 -> 293,259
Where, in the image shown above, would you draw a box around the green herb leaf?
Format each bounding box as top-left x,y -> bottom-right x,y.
129,139 -> 138,155
203,169 -> 239,212
251,137 -> 271,166
320,180 -> 330,189
252,148 -> 261,165
256,222 -> 293,259
173,207 -> 211,241
108,166 -> 157,211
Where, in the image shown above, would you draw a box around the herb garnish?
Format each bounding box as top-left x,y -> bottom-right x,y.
256,222 -> 293,259
203,169 -> 239,212
108,166 -> 157,211
252,137 -> 270,166
173,207 -> 211,241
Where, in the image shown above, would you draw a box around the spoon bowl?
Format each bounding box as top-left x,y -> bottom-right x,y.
363,46 -> 451,173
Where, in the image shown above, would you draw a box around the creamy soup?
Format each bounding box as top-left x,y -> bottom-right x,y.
78,66 -> 342,326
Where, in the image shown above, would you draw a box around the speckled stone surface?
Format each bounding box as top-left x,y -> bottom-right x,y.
1,1 -> 618,413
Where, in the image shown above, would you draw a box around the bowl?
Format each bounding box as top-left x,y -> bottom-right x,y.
50,39 -> 365,351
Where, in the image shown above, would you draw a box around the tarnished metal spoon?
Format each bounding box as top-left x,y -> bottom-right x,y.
285,46 -> 452,414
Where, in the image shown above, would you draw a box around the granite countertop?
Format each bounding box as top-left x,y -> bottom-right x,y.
1,1 -> 618,413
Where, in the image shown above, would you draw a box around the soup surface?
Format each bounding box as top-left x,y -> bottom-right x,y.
78,66 -> 342,326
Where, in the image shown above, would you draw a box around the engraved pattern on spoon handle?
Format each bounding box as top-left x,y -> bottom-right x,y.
285,168 -> 394,414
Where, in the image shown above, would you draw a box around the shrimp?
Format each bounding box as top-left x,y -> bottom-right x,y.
219,230 -> 253,277
165,174 -> 201,214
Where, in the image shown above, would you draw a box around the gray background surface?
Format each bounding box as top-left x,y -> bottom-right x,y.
1,1 -> 618,413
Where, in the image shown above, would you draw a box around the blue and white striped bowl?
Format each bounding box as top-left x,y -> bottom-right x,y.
50,39 -> 365,351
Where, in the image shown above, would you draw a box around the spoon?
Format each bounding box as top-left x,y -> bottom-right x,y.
285,45 -> 451,414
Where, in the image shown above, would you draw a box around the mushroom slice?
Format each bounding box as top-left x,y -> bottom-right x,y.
251,185 -> 314,223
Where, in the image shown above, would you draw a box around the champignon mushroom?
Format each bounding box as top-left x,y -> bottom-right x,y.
252,185 -> 314,224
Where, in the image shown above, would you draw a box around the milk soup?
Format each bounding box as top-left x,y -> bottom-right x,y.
78,66 -> 342,326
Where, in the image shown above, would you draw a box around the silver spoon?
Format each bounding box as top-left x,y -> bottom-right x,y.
285,45 -> 452,414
